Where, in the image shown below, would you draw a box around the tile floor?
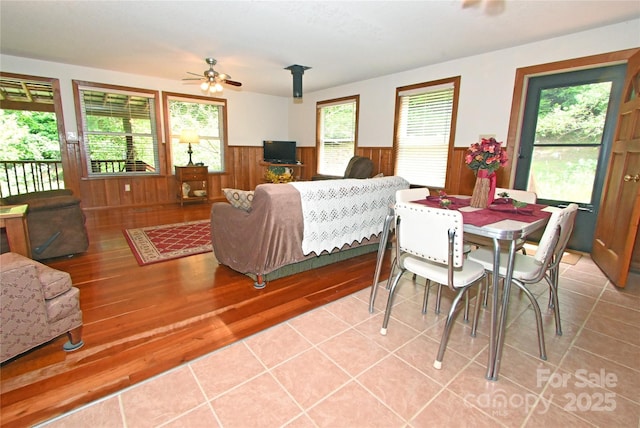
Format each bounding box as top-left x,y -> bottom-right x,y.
41,255 -> 639,427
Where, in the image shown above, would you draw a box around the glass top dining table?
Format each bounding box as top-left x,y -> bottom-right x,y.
369,195 -> 553,381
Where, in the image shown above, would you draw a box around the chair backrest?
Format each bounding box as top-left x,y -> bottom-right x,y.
395,202 -> 465,268
343,156 -> 373,179
535,203 -> 579,266
495,187 -> 537,204
396,187 -> 430,203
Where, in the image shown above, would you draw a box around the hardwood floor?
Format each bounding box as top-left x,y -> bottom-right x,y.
0,203 -> 389,427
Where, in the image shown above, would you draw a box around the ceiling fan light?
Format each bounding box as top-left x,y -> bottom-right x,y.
200,81 -> 209,91
214,83 -> 223,92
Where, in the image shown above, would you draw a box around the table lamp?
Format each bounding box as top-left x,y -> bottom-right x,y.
179,130 -> 200,166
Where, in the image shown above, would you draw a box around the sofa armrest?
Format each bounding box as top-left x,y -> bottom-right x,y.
1,253 -> 50,338
0,251 -> 40,272
22,195 -> 81,212
36,261 -> 73,300
1,189 -> 74,206
211,183 -> 306,276
0,252 -> 72,299
0,252 -> 83,361
311,174 -> 342,181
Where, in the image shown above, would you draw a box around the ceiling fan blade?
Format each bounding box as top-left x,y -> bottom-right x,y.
224,80 -> 242,87
186,71 -> 202,77
182,77 -> 203,81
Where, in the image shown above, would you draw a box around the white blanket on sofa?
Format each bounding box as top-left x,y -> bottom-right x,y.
290,176 -> 410,255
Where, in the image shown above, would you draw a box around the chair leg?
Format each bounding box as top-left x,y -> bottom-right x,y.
435,282 -> 443,314
552,266 -> 562,335
544,269 -> 563,336
434,286 -> 469,369
369,213 -> 394,313
482,273 -> 491,307
386,256 -> 398,291
463,291 -> 470,322
471,276 -> 486,337
512,280 -> 547,361
380,268 -> 405,335
545,264 -> 558,309
422,279 -> 431,314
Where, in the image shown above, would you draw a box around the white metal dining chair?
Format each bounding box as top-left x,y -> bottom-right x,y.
465,187 -> 537,256
378,202 -> 486,370
368,187 -> 430,312
467,203 -> 578,358
464,187 -> 539,306
376,188 -> 476,318
494,188 -> 537,204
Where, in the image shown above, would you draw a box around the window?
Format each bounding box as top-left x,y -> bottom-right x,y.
73,81 -> 160,176
163,92 -> 227,172
1,73 -> 66,195
393,77 -> 460,188
316,95 -> 359,176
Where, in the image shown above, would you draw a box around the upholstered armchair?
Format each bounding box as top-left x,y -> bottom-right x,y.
0,252 -> 84,362
311,155 -> 374,180
0,189 -> 89,260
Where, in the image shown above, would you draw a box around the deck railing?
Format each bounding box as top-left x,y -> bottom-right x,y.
90,160 -> 156,173
0,159 -> 157,197
0,160 -> 65,197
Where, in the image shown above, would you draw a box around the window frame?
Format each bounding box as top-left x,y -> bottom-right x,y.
315,95 -> 360,176
72,80 -> 163,177
162,91 -> 228,174
392,76 -> 460,189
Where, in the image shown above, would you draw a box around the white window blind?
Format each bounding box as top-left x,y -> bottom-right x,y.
317,97 -> 358,176
77,84 -> 159,175
395,81 -> 456,188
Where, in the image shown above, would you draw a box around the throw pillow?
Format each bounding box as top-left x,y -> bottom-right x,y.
222,188 -> 254,211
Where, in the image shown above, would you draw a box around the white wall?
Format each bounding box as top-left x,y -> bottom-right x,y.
288,18 -> 640,148
1,18 -> 639,150
0,55 -> 290,147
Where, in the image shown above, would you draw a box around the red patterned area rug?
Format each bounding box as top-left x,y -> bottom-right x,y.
123,220 -> 212,266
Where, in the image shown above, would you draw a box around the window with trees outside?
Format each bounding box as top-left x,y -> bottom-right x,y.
74,81 -> 161,176
394,77 -> 460,188
316,95 -> 359,176
163,92 -> 227,172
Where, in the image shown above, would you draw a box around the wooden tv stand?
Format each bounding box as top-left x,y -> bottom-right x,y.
260,161 -> 305,181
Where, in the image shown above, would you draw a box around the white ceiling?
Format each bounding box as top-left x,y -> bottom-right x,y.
1,1 -> 639,98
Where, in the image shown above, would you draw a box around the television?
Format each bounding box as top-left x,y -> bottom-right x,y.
263,140 -> 297,164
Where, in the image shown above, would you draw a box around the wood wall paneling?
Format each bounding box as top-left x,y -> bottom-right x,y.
356,147 -> 394,177
297,147 -> 316,180
76,146 -> 478,209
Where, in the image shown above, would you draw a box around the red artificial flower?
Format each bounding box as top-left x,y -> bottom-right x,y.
464,137 -> 508,174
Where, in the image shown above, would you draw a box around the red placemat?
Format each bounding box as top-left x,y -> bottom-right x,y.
411,198 -> 551,227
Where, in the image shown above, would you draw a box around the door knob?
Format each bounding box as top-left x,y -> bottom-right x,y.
623,174 -> 640,182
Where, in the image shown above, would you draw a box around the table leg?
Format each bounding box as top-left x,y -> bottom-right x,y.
486,237 -> 501,380
369,207 -> 394,313
489,239 -> 517,381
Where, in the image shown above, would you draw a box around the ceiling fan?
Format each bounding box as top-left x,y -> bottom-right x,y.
183,58 -> 242,93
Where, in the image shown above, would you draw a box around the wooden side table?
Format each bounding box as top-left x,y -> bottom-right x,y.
0,204 -> 32,258
175,166 -> 208,206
